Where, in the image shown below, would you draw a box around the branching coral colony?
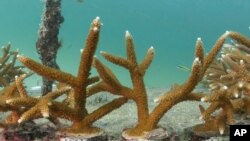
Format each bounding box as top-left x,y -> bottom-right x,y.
194,32 -> 250,136
1,16 -> 249,140
0,43 -> 26,87
92,30 -> 228,139
10,17 -> 128,137
0,43 -> 27,127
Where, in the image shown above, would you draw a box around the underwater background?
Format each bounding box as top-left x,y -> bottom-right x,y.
0,0 -> 249,88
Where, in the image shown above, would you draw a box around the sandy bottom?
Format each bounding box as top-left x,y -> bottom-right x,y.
0,88 -> 228,140
85,88 -> 210,140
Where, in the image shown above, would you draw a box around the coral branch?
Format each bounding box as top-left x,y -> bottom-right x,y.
125,31 -> 138,65
139,46 -> 155,76
202,31 -> 229,74
228,32 -> 250,47
17,55 -> 78,87
80,97 -> 128,126
100,51 -> 132,69
195,37 -> 204,65
93,57 -> 122,90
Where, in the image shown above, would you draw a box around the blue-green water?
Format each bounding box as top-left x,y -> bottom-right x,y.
0,0 -> 249,88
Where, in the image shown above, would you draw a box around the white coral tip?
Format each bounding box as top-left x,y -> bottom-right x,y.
219,127 -> 225,135
240,59 -> 244,65
234,93 -> 239,98
48,102 -> 52,106
197,37 -> 202,41
93,27 -> 99,32
93,16 -> 100,25
225,31 -> 230,36
16,54 -> 21,58
80,49 -> 83,53
199,116 -> 203,121
223,85 -> 228,90
238,82 -> 244,88
208,73 -> 214,76
193,57 -> 201,66
125,30 -> 131,38
6,99 -> 12,104
18,117 -> 24,123
95,16 -> 100,21
42,112 -> 49,118
226,69 -> 231,73
100,51 -> 107,55
201,97 -> 206,102
154,98 -> 160,103
194,57 -> 199,62
148,46 -> 155,54
209,84 -> 214,87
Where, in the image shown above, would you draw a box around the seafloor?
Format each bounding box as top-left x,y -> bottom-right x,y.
85,88 -> 230,141
0,88 -> 230,141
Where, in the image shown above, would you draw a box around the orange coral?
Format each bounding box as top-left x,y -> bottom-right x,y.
195,32 -> 250,135
1,14 -> 248,140
0,43 -> 26,87
92,30 -> 228,138
10,17 -> 128,136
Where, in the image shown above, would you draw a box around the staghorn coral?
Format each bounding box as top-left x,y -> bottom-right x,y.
6,74 -> 72,125
0,78 -> 24,127
91,30 -> 228,138
0,43 -> 28,127
0,14 -> 246,140
0,43 -> 26,87
194,32 -> 250,136
11,17 -> 128,136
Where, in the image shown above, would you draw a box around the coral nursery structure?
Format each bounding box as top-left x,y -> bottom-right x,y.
1,15 -> 250,140
36,0 -> 64,95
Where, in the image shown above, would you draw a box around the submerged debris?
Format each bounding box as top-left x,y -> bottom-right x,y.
0,121 -> 57,141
